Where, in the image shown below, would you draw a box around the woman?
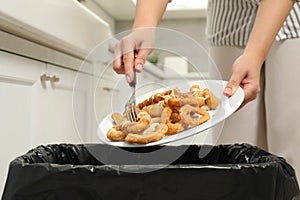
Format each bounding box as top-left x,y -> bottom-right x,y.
207,0 -> 300,183
113,0 -> 300,181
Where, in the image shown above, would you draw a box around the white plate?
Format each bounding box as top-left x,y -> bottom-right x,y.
97,80 -> 244,147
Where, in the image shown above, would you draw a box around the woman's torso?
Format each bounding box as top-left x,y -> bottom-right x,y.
206,0 -> 300,46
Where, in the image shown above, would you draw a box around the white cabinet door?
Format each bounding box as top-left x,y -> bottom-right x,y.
95,78 -> 120,122
0,51 -> 89,194
31,64 -> 81,146
0,51 -> 46,194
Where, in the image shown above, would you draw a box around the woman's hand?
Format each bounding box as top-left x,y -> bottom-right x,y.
113,28 -> 155,83
113,0 -> 169,83
224,53 -> 263,107
224,0 -> 295,107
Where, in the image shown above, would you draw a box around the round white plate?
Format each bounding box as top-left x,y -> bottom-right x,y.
97,80 -> 244,147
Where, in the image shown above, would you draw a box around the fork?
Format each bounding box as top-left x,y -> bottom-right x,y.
125,70 -> 138,122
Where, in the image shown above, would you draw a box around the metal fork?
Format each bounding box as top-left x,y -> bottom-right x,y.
125,70 -> 138,122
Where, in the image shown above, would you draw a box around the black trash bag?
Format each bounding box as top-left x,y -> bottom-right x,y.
2,143 -> 299,200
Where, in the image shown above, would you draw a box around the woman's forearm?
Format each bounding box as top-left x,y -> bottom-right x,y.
133,0 -> 169,28
244,0 -> 295,64
224,0 -> 295,102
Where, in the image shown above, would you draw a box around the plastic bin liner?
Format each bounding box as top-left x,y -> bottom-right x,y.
2,143 -> 299,200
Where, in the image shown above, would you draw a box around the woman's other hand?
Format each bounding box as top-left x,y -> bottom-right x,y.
224,53 -> 262,107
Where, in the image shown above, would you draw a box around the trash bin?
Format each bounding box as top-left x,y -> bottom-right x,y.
2,143 -> 299,200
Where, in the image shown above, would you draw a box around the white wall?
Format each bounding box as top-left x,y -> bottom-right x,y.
116,18 -> 208,49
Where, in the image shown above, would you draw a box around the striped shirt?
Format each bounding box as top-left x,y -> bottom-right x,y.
206,0 -> 300,46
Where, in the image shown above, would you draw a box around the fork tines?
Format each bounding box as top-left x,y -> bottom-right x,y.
125,102 -> 138,122
125,70 -> 138,122
125,88 -> 138,122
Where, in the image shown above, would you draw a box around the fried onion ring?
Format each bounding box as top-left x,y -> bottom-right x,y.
143,104 -> 164,118
125,123 -> 168,144
137,89 -> 172,109
161,106 -> 185,135
107,126 -> 127,141
190,85 -> 203,97
203,88 -> 220,110
167,97 -> 205,108
166,122 -> 185,135
123,111 -> 151,134
180,104 -> 210,127
111,112 -> 125,125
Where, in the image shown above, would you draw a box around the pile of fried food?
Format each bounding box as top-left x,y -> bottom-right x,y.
106,84 -> 220,144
